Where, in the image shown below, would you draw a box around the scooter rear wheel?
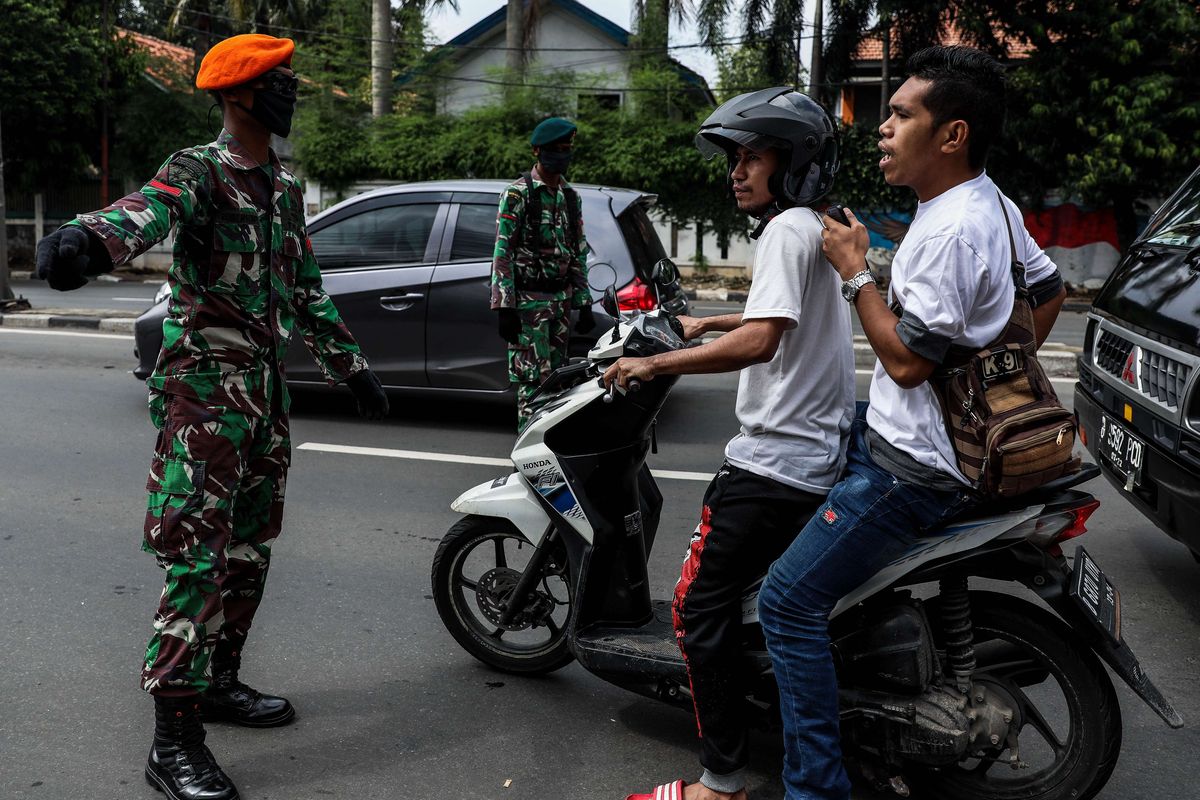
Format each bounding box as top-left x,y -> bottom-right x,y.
432,515 -> 575,675
911,591 -> 1122,800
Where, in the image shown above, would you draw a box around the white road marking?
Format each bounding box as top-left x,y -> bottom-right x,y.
112,297 -> 156,303
297,441 -> 713,482
0,327 -> 131,341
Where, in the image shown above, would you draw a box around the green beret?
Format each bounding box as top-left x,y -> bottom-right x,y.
530,117 -> 577,146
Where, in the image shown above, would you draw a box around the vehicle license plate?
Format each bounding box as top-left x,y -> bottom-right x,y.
1097,411 -> 1144,487
1069,546 -> 1121,643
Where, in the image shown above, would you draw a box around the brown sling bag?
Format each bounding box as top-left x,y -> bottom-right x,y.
914,193 -> 1080,497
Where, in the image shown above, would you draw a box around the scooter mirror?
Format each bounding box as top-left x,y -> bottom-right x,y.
601,285 -> 620,318
650,258 -> 678,287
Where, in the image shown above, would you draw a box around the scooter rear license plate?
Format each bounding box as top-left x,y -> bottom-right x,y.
1068,545 -> 1121,644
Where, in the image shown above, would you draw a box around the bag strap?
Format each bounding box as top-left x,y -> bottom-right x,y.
563,183 -> 581,255
995,191 -> 1028,295
520,171 -> 540,250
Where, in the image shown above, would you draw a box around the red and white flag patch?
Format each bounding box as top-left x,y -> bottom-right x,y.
822,507 -> 838,525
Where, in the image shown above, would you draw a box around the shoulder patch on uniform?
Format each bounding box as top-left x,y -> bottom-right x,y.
166,154 -> 208,185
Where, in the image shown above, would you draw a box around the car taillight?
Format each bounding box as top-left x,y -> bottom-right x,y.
1026,498 -> 1102,554
617,277 -> 657,311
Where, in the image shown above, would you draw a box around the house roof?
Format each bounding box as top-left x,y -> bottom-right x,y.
852,18 -> 1034,62
447,0 -> 629,49
404,0 -> 714,103
118,28 -> 195,93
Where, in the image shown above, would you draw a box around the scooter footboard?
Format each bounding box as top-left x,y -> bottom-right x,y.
451,473 -> 551,542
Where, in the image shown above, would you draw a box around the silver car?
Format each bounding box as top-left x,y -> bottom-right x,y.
133,179 -> 687,400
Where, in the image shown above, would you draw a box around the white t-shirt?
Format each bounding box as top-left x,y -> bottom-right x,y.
724,207 -> 855,494
867,171 -> 1059,483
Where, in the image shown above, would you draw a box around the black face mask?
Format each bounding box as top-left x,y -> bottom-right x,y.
538,149 -> 573,176
238,71 -> 298,138
249,88 -> 297,138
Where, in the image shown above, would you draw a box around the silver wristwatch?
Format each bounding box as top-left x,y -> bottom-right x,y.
841,268 -> 875,303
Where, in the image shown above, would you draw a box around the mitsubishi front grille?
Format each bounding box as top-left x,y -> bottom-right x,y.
1091,319 -> 1196,416
1096,330 -> 1136,377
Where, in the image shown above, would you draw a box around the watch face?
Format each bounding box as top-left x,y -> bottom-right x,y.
841,281 -> 856,301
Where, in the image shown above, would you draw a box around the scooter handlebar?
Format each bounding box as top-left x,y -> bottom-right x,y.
601,377 -> 642,404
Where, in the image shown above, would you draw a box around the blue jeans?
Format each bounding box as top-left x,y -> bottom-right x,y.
758,406 -> 974,799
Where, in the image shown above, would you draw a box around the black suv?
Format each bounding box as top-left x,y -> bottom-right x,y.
1074,164 -> 1200,557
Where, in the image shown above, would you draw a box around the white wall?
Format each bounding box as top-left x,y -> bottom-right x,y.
437,8 -> 633,115
650,212 -> 757,272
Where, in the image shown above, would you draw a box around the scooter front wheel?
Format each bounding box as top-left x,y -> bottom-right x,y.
432,515 -> 574,675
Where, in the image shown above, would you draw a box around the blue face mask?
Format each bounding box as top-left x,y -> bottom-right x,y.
538,149 -> 573,176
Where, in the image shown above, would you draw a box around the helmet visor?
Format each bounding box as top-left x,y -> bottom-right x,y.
694,126 -> 782,161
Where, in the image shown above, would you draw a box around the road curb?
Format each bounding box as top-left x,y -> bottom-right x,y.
0,311 -> 136,334
684,287 -> 1093,314
685,287 -> 749,303
852,344 -> 1077,378
8,269 -> 165,284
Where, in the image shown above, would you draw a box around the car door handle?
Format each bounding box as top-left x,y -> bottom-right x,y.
379,293 -> 424,311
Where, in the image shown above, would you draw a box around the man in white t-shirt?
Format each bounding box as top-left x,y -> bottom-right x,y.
758,46 -> 1068,800
606,88 -> 853,800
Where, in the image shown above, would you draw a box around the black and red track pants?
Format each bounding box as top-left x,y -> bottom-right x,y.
672,462 -> 825,788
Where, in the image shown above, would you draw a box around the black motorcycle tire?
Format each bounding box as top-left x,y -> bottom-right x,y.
432,515 -> 575,675
913,591 -> 1122,800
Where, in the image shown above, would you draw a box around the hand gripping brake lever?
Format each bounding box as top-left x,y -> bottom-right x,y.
602,378 -> 642,404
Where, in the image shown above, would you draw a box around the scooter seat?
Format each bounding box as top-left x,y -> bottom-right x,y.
958,462 -> 1101,520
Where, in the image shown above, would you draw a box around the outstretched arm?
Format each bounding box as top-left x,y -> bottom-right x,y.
603,317 -> 787,389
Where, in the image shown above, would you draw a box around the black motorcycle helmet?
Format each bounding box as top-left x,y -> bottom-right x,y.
695,87 -> 840,207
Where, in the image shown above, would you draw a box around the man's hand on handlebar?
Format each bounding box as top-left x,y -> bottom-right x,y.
603,357 -> 656,390
674,314 -> 707,341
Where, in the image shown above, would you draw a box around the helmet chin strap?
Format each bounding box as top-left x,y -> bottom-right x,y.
749,200 -> 788,240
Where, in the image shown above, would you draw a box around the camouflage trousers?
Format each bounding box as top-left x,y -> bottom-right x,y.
508,297 -> 571,431
141,393 -> 290,697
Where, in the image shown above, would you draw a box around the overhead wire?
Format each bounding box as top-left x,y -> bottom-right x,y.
174,21 -> 840,97
183,8 -> 799,52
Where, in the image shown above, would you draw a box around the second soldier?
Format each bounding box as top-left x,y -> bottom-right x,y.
490,117 -> 595,431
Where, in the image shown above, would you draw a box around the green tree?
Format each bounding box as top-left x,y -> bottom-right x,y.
830,121 -> 912,215
0,0 -> 141,189
714,40 -> 783,101
992,0 -> 1200,248
697,0 -> 808,88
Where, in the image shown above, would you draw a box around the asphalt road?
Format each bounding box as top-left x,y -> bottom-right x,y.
1,327 -> 1195,800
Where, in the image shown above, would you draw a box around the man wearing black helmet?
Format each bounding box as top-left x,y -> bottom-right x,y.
608,89 -> 853,800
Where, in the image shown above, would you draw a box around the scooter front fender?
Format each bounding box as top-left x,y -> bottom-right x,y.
451,473 -> 552,543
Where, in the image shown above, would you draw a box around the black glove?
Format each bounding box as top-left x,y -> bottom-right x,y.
498,307 -> 522,345
35,226 -> 112,291
346,369 -> 389,420
575,305 -> 596,334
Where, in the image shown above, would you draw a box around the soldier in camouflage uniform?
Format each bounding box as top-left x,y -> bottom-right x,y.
491,117 -> 595,430
34,34 -> 388,800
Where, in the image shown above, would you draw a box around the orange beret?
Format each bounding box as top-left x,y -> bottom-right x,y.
195,34 -> 295,91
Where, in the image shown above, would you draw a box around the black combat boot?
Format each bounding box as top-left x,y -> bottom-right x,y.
200,641 -> 295,727
146,696 -> 240,800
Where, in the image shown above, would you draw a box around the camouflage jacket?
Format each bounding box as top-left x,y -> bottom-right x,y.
68,130 -> 367,417
489,171 -> 591,311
